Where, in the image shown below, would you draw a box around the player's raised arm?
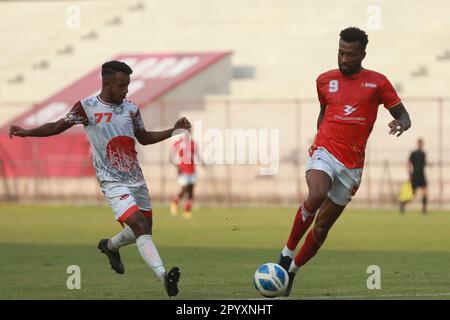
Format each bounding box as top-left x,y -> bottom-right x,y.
134,115 -> 191,145
9,100 -> 89,139
388,103 -> 411,137
9,118 -> 74,139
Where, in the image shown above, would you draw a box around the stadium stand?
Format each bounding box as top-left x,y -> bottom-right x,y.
0,0 -> 449,206
1,0 -> 449,102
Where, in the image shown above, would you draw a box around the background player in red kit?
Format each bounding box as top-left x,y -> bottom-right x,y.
170,128 -> 199,219
277,27 -> 412,296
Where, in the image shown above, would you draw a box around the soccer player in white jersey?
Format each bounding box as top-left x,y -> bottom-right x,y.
9,61 -> 191,297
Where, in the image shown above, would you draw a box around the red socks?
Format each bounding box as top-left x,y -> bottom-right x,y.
184,200 -> 192,211
294,229 -> 322,267
286,203 -> 315,251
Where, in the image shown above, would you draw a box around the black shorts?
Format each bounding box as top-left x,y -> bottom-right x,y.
412,175 -> 427,190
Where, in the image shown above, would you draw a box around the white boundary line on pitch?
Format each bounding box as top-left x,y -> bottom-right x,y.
299,292 -> 450,300
248,292 -> 450,300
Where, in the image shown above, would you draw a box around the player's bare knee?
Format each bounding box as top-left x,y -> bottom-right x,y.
132,221 -> 151,237
127,213 -> 151,237
308,189 -> 328,209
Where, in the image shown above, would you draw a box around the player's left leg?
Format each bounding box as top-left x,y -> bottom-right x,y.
183,183 -> 194,219
124,211 -> 164,280
141,215 -> 181,296
125,210 -> 180,297
283,198 -> 345,296
135,184 -> 181,296
420,186 -> 428,214
293,197 -> 345,269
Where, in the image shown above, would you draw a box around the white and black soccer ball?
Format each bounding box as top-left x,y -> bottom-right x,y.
254,263 -> 288,298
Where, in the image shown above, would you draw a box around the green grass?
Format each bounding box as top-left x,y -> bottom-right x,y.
0,204 -> 449,299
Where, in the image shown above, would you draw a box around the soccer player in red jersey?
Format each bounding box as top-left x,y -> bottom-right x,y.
170,129 -> 199,219
277,27 -> 411,296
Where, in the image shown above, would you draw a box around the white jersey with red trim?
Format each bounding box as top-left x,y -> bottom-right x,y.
64,96 -> 146,184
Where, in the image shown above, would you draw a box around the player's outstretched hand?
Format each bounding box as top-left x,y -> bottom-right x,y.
388,120 -> 409,137
173,117 -> 191,131
9,125 -> 28,138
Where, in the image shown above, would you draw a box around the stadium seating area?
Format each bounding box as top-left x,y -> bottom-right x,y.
1,0 -> 449,206
1,0 -> 449,103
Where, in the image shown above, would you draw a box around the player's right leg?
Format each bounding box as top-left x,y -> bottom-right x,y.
420,186 -> 428,214
278,169 -> 331,275
98,223 -> 135,274
170,184 -> 187,217
171,185 -> 187,216
278,148 -> 335,272
279,170 -> 331,267
399,201 -> 406,213
98,183 -> 141,274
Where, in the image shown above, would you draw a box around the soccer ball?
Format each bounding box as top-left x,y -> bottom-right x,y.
254,263 -> 289,298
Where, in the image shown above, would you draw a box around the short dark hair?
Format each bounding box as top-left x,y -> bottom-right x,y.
101,60 -> 133,78
340,27 -> 369,51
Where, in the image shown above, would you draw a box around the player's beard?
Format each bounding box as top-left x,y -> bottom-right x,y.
339,64 -> 361,76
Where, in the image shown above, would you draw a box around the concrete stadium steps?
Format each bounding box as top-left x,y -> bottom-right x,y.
1,0 -> 449,104
1,0 -> 450,205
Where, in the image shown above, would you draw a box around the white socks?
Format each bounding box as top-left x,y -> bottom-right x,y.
107,228 -> 166,281
282,246 -> 299,273
282,246 -> 295,259
288,261 -> 299,273
108,226 -> 136,251
136,234 -> 166,281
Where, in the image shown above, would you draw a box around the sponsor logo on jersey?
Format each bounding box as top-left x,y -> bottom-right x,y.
333,105 -> 366,122
361,82 -> 377,88
343,105 -> 357,115
120,194 -> 130,200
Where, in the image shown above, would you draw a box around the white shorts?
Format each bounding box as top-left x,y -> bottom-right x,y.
178,173 -> 197,186
100,181 -> 153,224
306,147 -> 363,206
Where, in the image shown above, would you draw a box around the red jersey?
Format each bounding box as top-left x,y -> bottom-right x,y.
313,69 -> 401,168
172,137 -> 196,174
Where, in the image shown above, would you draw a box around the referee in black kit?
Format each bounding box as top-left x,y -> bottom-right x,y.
400,138 -> 428,214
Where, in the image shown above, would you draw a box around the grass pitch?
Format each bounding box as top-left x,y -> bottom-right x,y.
0,204 -> 449,300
